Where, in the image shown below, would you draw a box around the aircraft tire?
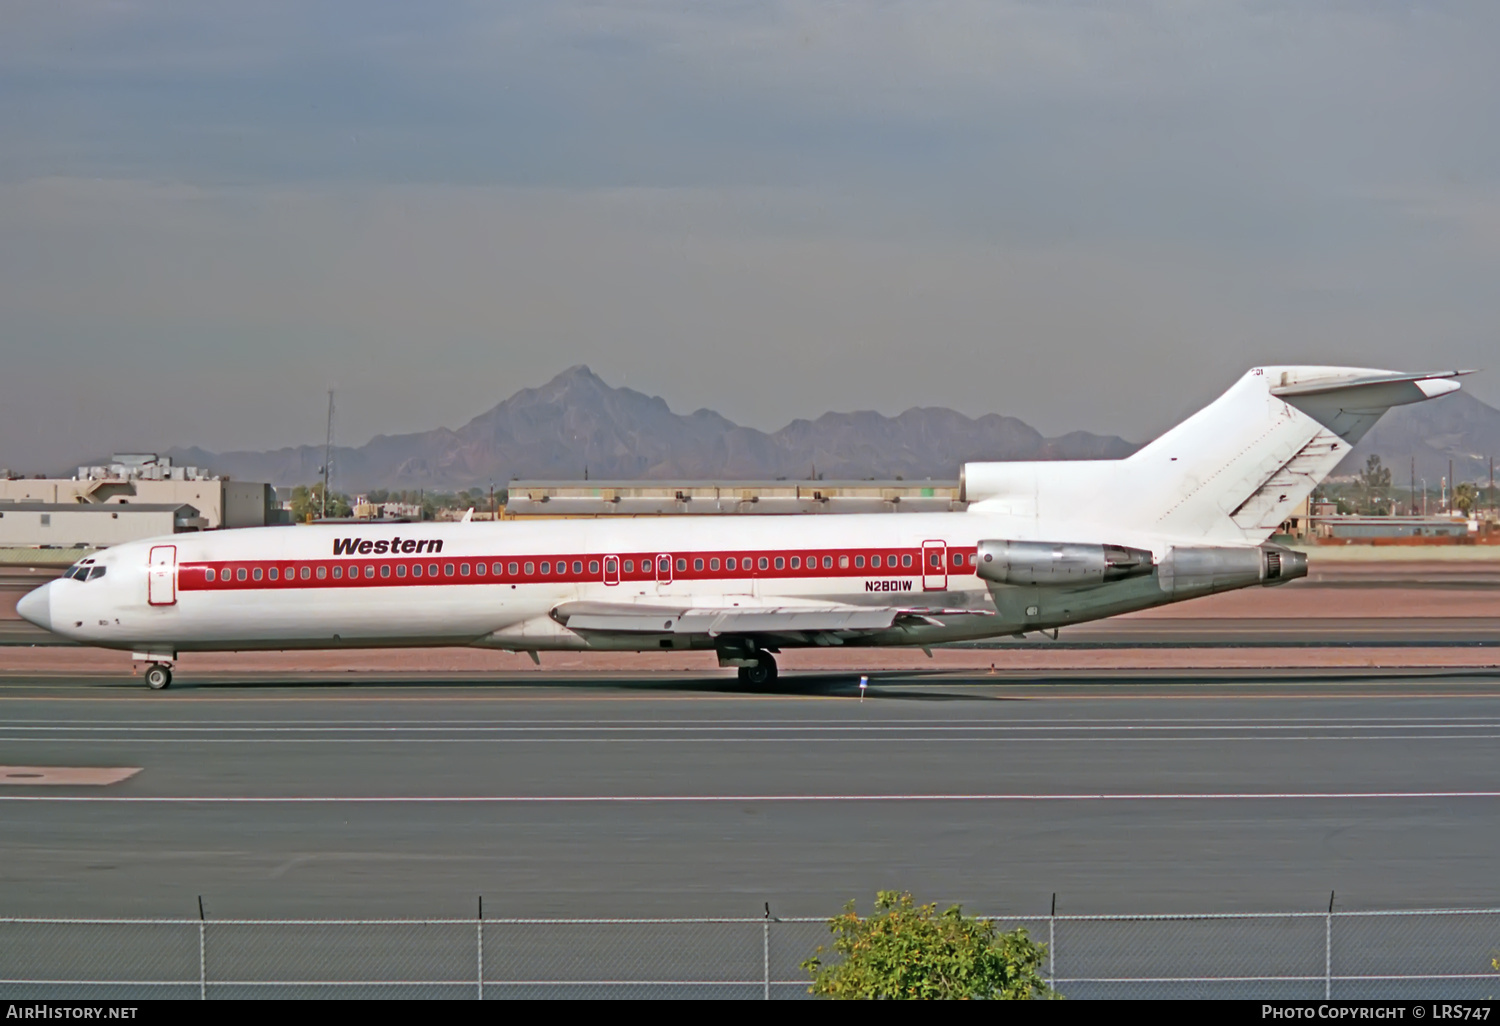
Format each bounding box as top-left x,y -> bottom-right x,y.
738,654 -> 777,688
145,665 -> 172,691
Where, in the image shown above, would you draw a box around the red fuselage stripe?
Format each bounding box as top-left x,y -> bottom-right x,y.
177,547 -> 979,591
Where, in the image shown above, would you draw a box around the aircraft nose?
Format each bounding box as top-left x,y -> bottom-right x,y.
15,582 -> 53,632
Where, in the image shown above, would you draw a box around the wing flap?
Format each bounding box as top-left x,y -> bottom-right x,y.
553,601 -> 989,637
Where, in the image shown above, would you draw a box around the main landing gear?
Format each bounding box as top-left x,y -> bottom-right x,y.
144,664 -> 173,690
736,652 -> 778,688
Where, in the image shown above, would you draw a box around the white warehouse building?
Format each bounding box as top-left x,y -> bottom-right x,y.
0,503 -> 206,548
0,454 -> 276,529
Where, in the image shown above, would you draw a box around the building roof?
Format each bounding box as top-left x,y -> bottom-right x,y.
0,502 -> 201,514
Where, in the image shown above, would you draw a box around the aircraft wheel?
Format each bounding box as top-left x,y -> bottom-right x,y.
738,654 -> 778,688
144,664 -> 172,691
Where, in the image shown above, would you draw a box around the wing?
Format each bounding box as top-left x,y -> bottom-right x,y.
552,600 -> 992,641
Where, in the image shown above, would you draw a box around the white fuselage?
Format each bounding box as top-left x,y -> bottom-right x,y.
34,509 -> 1180,656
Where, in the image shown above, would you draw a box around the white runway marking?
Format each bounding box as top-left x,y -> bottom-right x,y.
2,791 -> 1499,804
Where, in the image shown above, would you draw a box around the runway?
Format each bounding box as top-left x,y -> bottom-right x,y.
2,671 -> 1499,922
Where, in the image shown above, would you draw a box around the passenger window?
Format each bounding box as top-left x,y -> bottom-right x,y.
774,556 -> 784,570
953,552 -> 963,566
381,564 -> 392,578
476,563 -> 486,576
332,566 -> 342,580
822,556 -> 833,569
252,567 -> 263,581
726,557 -> 736,571
362,564 -> 373,577
790,556 -> 800,570
624,560 -> 634,573
301,566 -> 311,580
541,562 -> 550,575
495,563 -> 505,575
444,563 -> 455,576
316,566 -> 326,579
676,558 -> 686,572
508,562 -> 519,575
839,555 -> 849,569
855,555 -> 864,569
205,568 -> 216,582
872,555 -> 882,568
397,564 -> 407,577
268,567 -> 279,581
589,560 -> 600,574
902,554 -> 912,568
412,564 -> 422,578
429,563 -> 439,576
524,562 -> 535,575
460,563 -> 471,576
237,568 -> 247,581
574,560 -> 584,575
710,558 -> 720,571
694,558 -> 703,571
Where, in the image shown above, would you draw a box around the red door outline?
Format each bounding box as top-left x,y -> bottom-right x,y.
921,540 -> 947,592
603,555 -> 620,586
655,554 -> 673,585
148,545 -> 177,606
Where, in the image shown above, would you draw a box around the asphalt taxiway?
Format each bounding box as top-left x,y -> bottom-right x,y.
2,670 -> 1499,921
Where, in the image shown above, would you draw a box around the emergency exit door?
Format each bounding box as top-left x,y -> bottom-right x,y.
147,545 -> 177,606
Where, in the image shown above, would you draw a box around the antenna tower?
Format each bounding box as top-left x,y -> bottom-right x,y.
322,389 -> 335,520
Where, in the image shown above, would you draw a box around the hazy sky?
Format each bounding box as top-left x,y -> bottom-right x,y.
2,1 -> 1497,470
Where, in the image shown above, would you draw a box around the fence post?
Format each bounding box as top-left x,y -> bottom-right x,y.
477,896 -> 484,1001
763,903 -> 772,1000
197,895 -> 206,1001
1048,893 -> 1056,991
1325,891 -> 1335,1000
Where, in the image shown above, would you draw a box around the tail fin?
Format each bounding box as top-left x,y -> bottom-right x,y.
962,366 -> 1470,545
1129,366 -> 1468,542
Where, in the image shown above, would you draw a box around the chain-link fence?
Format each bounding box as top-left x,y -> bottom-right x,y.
2,909 -> 1499,999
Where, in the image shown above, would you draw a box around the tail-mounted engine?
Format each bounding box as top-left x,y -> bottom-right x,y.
975,540 -> 1307,592
975,540 -> 1155,587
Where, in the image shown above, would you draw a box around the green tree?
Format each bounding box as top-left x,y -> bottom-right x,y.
801,891 -> 1056,1000
289,483 -> 351,521
1453,482 -> 1478,515
1357,455 -> 1393,514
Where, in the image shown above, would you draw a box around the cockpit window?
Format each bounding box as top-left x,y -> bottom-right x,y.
63,564 -> 106,582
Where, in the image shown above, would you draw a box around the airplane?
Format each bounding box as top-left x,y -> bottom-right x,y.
16,365 -> 1469,690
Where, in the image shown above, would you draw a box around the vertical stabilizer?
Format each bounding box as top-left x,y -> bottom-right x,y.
1130,366 -> 1467,542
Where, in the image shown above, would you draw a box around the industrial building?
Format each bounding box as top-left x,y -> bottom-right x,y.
502,480 -> 964,517
1312,515 -> 1475,542
0,502 -> 206,548
0,454 -> 276,529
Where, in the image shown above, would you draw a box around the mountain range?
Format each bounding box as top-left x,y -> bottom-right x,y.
164,366 -> 1500,492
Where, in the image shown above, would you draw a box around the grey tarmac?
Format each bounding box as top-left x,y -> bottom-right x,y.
2,670 -> 1499,922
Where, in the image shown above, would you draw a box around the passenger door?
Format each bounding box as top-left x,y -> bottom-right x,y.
921,540 -> 947,592
147,545 -> 177,606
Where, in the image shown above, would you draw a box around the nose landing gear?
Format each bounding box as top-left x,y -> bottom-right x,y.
144,664 -> 173,690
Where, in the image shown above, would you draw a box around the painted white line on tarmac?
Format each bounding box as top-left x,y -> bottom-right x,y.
0,791 -> 1498,803
3,733 -> 1500,744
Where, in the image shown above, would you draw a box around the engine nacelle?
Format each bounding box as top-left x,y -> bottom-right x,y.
1158,544 -> 1307,593
975,540 -> 1154,587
